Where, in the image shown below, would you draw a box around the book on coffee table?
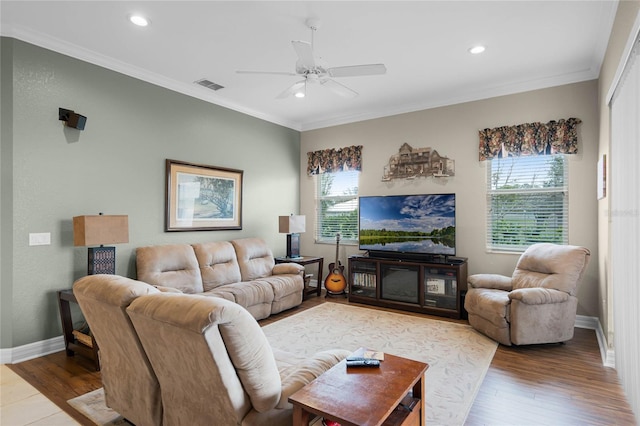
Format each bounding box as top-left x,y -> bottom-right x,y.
363,349 -> 384,361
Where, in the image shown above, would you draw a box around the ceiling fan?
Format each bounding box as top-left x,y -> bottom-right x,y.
236,18 -> 386,99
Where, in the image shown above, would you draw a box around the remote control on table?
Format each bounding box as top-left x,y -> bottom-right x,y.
346,358 -> 380,367
346,356 -> 377,362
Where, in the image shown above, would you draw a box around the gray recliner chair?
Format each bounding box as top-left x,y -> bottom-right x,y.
464,243 -> 590,346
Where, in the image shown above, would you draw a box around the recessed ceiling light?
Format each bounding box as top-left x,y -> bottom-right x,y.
469,45 -> 486,55
129,14 -> 150,27
294,91 -> 306,99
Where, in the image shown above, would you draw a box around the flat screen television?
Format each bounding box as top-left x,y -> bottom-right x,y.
359,193 -> 456,259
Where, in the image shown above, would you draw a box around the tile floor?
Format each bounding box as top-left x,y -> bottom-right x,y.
1,364 -> 79,426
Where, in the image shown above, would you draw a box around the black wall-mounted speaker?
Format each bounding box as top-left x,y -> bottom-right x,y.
67,113 -> 87,130
58,108 -> 87,130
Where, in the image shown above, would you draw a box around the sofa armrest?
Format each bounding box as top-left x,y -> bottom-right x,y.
509,287 -> 570,305
276,349 -> 351,409
272,263 -> 304,275
468,274 -> 513,291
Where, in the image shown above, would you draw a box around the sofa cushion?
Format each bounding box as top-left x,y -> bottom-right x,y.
201,289 -> 236,302
206,281 -> 274,320
193,241 -> 242,291
254,275 -> 304,314
231,238 -> 276,281
136,244 -> 203,293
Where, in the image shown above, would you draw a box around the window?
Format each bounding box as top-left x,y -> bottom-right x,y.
487,154 -> 568,252
315,170 -> 359,244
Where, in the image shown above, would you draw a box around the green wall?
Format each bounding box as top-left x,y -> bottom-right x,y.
0,38 -> 300,350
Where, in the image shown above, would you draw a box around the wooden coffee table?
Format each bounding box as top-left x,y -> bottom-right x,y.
289,348 -> 428,426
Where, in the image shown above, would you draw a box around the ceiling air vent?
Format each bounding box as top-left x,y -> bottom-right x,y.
194,79 -> 224,91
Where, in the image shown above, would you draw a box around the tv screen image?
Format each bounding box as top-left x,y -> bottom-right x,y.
359,193 -> 456,257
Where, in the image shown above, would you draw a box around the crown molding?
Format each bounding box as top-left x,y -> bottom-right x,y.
1,23 -> 303,131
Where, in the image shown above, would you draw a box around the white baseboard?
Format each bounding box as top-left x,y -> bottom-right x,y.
1,315 -> 616,369
575,315 -> 616,368
0,336 -> 65,365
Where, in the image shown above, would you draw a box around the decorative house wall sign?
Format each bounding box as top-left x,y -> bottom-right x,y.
382,143 -> 455,181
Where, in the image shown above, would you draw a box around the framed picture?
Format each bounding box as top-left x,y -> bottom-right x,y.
165,159 -> 243,231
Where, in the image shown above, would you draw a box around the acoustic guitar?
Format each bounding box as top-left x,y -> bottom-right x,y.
324,233 -> 347,295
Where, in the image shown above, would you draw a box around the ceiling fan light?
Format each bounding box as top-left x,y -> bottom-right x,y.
294,79 -> 307,98
468,45 -> 486,55
129,14 -> 150,27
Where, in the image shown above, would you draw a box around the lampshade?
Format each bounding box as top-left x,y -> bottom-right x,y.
278,215 -> 305,259
73,215 -> 129,246
73,214 -> 129,275
279,215 -> 306,234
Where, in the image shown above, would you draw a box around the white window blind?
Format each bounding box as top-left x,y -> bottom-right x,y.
315,170 -> 359,244
486,154 -> 568,252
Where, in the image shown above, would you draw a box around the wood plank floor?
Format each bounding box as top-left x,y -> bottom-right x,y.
7,295 -> 637,425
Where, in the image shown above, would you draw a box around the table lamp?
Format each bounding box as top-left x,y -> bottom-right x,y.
279,215 -> 305,259
73,213 -> 129,275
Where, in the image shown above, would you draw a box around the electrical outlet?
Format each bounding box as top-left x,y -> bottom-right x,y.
29,232 -> 51,246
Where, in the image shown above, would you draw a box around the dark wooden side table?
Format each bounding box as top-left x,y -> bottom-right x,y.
275,256 -> 323,299
289,347 -> 428,426
57,289 -> 100,370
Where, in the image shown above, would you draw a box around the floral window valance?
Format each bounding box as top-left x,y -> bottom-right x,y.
478,118 -> 582,161
307,145 -> 363,175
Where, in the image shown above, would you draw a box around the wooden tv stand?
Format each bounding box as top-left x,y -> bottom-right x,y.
348,255 -> 468,319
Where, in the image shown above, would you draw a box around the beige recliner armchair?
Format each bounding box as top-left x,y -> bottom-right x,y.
127,292 -> 350,426
73,275 -> 163,426
464,243 -> 590,346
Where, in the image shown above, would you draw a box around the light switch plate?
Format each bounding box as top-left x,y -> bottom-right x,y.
29,232 -> 51,246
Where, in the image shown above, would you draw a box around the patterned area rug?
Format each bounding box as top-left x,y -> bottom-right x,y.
262,303 -> 497,426
67,388 -> 126,425
67,303 -> 496,426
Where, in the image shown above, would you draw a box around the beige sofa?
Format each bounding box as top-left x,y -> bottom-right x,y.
136,238 -> 304,320
73,274 -> 350,426
128,292 -> 350,426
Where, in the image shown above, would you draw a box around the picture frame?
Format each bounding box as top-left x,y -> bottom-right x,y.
165,159 -> 243,231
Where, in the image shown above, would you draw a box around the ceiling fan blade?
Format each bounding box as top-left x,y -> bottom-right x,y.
236,70 -> 297,76
276,80 -> 306,99
320,78 -> 358,98
327,64 -> 387,78
292,40 -> 316,70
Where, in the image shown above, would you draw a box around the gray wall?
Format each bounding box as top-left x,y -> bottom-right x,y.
0,38 -> 300,349
300,80 -> 599,317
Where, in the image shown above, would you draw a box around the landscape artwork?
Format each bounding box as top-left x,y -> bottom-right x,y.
166,159 -> 243,231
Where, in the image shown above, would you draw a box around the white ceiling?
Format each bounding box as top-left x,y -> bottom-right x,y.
1,1 -> 618,131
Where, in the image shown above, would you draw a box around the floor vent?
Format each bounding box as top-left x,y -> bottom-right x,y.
194,79 -> 224,91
